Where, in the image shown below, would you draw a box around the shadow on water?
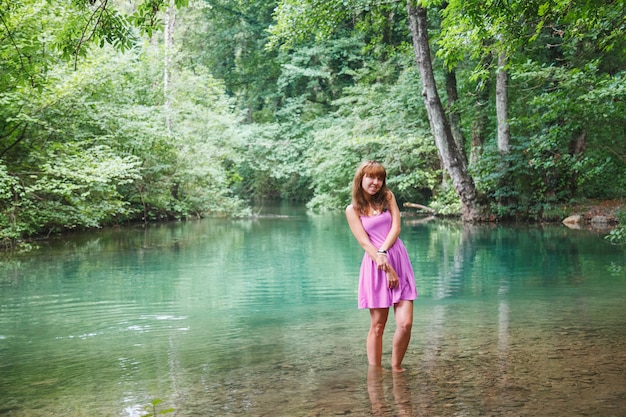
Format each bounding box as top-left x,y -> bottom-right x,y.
0,209 -> 625,416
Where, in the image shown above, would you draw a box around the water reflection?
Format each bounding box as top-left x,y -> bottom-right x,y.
367,366 -> 413,416
497,299 -> 510,376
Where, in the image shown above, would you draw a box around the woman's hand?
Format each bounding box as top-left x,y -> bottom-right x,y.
375,252 -> 389,270
386,269 -> 399,289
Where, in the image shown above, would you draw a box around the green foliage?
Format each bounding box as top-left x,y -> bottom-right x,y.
83,45 -> 248,220
54,4 -> 135,61
303,62 -> 440,212
233,109 -> 313,202
0,3 -> 248,245
606,210 -> 626,246
0,0 -> 187,76
187,0 -> 626,219
268,0 -> 351,49
269,0 -> 410,54
232,31 -> 433,205
431,0 -> 626,219
462,3 -> 626,220
2,0 -> 626,247
141,398 -> 175,417
176,0 -> 281,118
510,63 -> 625,199
0,142 -> 140,243
429,184 -> 462,217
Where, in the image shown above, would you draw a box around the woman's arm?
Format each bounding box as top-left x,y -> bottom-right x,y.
377,191 -> 401,252
346,204 -> 380,263
346,204 -> 391,272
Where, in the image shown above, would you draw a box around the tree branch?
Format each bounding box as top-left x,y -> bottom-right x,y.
73,0 -> 109,69
0,123 -> 28,160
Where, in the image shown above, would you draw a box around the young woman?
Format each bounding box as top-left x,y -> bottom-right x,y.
346,161 -> 418,372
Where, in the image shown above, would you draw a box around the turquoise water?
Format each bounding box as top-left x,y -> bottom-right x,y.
1,209 -> 625,416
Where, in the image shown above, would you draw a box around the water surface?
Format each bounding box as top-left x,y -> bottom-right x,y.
1,208 -> 625,416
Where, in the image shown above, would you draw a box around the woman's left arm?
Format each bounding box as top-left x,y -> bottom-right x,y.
378,191 -> 401,252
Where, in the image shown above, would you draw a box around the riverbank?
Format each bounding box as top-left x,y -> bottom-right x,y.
560,199 -> 625,235
2,199 -> 625,251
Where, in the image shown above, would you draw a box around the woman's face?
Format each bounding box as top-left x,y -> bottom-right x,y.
361,173 -> 383,197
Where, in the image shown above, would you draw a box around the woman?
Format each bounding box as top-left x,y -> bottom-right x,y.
346,160 -> 417,372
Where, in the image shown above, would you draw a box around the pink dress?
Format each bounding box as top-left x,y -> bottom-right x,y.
358,210 -> 418,309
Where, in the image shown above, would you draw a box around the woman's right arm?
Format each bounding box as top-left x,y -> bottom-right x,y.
346,204 -> 389,270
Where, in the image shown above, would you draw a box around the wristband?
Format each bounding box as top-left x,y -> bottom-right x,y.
377,249 -> 387,255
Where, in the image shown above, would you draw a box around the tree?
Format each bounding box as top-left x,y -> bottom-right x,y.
406,3 -> 487,221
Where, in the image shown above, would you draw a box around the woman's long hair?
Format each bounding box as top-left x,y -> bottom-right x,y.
351,160 -> 390,215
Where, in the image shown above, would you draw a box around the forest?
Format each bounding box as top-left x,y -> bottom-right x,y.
1,0 -> 625,247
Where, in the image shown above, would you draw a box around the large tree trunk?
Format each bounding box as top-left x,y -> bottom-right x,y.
495,52 -> 512,206
407,2 -> 487,221
496,52 -> 510,154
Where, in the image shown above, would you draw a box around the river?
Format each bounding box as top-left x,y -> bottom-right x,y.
1,206 -> 625,416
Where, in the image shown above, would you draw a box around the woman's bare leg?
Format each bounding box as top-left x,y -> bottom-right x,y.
391,300 -> 413,372
367,308 -> 389,366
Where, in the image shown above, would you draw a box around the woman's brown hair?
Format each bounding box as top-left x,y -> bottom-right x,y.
351,160 -> 390,215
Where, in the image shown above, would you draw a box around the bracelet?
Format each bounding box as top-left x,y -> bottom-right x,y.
377,249 -> 387,255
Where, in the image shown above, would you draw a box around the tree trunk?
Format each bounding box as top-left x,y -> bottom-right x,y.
164,0 -> 176,133
469,50 -> 492,166
496,52 -> 510,154
407,2 -> 487,221
470,81 -> 490,166
495,52 -> 512,206
568,129 -> 587,195
445,69 -> 465,161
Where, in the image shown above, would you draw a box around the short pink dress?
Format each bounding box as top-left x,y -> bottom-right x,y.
358,210 -> 418,309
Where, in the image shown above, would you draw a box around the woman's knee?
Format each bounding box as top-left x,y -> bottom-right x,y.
395,302 -> 413,332
370,309 -> 389,331
396,318 -> 413,334
370,320 -> 387,336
